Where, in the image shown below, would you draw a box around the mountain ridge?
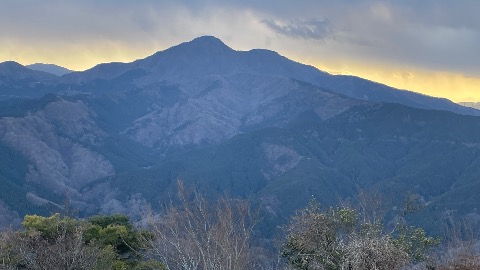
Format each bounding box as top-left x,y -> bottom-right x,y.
0,36 -> 480,234
1,37 -> 477,116
27,63 -> 72,76
0,61 -> 58,81
59,36 -> 479,116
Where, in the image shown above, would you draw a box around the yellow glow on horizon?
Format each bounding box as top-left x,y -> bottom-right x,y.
310,61 -> 480,102
0,41 -> 160,71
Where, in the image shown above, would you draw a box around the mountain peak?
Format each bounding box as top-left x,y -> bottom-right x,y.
190,35 -> 226,45
0,61 -> 25,70
0,61 -> 31,76
170,35 -> 233,55
0,60 -> 58,81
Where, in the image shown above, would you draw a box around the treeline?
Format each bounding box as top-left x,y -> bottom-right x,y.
1,185 -> 479,269
0,213 -> 164,270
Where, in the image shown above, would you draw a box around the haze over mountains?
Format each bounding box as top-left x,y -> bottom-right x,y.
0,36 -> 479,232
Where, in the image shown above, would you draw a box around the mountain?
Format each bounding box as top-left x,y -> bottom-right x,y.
62,36 -> 480,116
459,101 -> 480,110
0,61 -> 58,82
0,61 -> 60,101
0,36 -> 479,235
2,37 -> 478,116
27,63 -> 72,76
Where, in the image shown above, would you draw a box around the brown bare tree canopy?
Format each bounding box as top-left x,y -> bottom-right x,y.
144,180 -> 257,270
280,199 -> 440,270
1,184 -> 480,270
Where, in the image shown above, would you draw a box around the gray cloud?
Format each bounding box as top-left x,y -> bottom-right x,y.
0,0 -> 479,76
262,19 -> 334,41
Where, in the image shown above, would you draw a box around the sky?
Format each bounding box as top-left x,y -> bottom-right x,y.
0,0 -> 479,102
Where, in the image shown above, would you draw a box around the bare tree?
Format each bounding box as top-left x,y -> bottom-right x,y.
343,234 -> 409,270
433,222 -> 480,270
0,216 -> 118,270
280,193 -> 436,270
354,188 -> 388,226
5,224 -> 101,270
0,229 -> 17,270
145,180 -> 256,270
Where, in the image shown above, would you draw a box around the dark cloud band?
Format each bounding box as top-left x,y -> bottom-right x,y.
262,19 -> 334,41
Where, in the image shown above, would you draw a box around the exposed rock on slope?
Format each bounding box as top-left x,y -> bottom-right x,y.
0,98 -> 114,197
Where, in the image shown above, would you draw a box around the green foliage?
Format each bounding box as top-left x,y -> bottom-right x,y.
337,208 -> 356,224
85,214 -> 147,263
22,213 -> 78,239
112,261 -> 128,270
86,214 -> 161,269
0,213 -> 166,270
89,214 -> 131,228
393,226 -> 440,262
93,245 -> 118,270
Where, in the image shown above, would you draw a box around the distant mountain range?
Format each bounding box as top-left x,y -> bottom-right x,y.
26,63 -> 72,76
1,36 -> 478,115
0,36 -> 479,234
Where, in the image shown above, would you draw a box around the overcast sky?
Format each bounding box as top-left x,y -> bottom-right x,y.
1,0 -> 479,101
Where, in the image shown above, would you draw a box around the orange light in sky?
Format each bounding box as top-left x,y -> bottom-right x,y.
311,61 -> 480,103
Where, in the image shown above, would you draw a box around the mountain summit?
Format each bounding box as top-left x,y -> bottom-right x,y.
172,35 -> 233,53
0,36 -> 477,115
61,36 -> 479,116
0,61 -> 58,82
